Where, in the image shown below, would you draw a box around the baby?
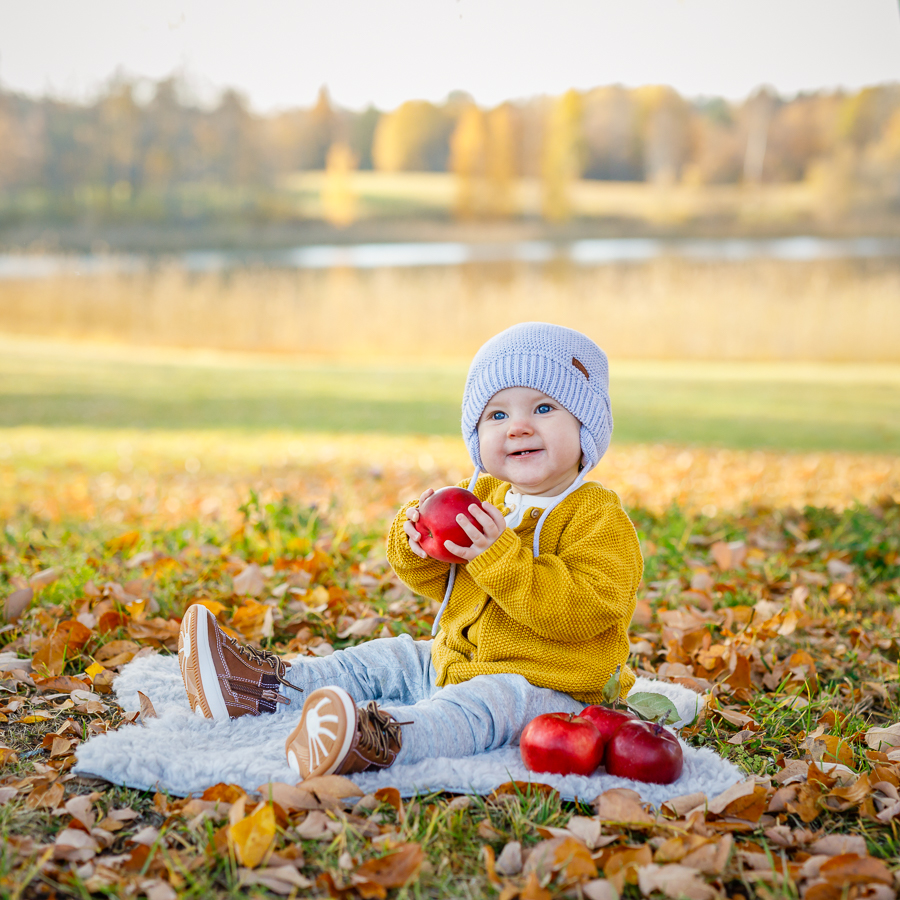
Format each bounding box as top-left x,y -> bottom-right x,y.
178,322 -> 642,779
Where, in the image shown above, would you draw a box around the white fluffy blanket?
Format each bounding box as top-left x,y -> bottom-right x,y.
74,653 -> 743,806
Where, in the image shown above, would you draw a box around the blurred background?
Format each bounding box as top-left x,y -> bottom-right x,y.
1,0 -> 899,526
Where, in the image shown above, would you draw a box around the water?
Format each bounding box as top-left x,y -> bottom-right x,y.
1,235 -> 898,280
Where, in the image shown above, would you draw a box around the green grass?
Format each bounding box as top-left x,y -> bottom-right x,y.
1,338 -> 899,452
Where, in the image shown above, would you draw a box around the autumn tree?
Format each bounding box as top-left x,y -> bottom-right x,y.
450,104 -> 487,219
542,89 -> 584,222
372,100 -> 453,172
322,143 -> 357,227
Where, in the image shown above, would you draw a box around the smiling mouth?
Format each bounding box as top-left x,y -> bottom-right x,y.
509,449 -> 542,457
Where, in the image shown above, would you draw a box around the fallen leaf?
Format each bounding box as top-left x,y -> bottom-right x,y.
30,567 -> 63,590
238,865 -> 313,895
138,691 -> 157,723
353,842 -> 424,892
52,827 -> 99,862
3,587 -> 33,622
819,853 -> 893,886
637,863 -> 717,900
494,841 -> 523,876
233,564 -> 266,597
865,724 -> 900,752
594,789 -> 655,825
229,802 -> 276,869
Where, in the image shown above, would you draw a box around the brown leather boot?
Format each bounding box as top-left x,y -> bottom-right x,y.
178,603 -> 303,721
284,686 -> 409,779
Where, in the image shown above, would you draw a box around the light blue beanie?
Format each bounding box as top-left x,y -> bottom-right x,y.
461,322 -> 613,473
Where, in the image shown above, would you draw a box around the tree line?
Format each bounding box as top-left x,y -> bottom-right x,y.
0,76 -> 898,220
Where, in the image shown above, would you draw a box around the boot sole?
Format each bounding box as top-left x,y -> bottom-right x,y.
178,605 -> 229,721
285,686 -> 356,779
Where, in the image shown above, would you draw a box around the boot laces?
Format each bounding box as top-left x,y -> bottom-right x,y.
226,636 -> 303,694
357,702 -> 411,763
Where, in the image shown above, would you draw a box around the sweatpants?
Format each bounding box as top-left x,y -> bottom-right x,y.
280,633 -> 584,766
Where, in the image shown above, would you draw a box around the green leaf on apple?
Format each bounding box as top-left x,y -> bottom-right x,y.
601,665 -> 622,704
624,692 -> 680,725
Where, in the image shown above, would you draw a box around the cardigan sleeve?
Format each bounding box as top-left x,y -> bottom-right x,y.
464,495 -> 642,643
385,499 -> 452,604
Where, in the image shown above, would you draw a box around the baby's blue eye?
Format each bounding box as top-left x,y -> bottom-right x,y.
489,411 -> 507,421
536,403 -> 553,414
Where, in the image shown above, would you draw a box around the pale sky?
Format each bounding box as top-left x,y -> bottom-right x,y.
1,0 -> 899,112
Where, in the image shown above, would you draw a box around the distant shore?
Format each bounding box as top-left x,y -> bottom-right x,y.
4,214 -> 900,255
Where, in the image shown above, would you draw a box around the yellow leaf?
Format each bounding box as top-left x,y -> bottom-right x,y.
85,662 -> 106,680
106,531 -> 141,553
20,715 -> 52,724
196,600 -> 227,618
229,803 -> 276,869
125,600 -> 146,619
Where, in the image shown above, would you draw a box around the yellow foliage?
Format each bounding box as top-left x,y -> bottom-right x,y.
229,802 -> 276,869
323,143 -> 357,228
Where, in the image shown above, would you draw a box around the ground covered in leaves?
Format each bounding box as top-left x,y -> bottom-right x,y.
2,458 -> 900,900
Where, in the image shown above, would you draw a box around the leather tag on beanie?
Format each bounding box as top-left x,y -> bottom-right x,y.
572,358 -> 589,379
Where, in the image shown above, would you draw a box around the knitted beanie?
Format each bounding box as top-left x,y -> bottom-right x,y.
461,322 -> 613,473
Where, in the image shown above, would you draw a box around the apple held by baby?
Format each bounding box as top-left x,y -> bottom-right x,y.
519,669 -> 684,784
413,487 -> 486,563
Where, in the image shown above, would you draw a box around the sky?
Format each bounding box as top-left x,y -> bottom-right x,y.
1,0 -> 899,112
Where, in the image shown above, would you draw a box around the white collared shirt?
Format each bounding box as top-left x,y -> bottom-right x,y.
502,487 -> 568,529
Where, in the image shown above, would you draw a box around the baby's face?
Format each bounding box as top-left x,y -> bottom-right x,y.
477,386 -> 582,497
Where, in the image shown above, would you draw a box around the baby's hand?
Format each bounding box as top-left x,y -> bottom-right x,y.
403,488 -> 433,559
444,502 -> 506,562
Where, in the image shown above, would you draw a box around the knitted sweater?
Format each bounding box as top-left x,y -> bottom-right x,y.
386,475 -> 643,703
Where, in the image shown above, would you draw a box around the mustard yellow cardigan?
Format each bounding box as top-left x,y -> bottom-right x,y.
386,475 -> 643,703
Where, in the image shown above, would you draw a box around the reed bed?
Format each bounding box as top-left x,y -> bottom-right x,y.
1,256 -> 899,362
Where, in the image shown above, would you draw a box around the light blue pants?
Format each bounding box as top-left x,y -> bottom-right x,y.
281,634 -> 584,766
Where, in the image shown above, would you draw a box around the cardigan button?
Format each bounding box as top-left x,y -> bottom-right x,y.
531,509 -> 540,518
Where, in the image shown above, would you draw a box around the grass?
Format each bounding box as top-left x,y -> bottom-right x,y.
1,483 -> 899,898
2,337 -> 899,453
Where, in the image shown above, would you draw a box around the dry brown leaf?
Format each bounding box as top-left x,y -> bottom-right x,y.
594,788 -> 655,825
865,724 -> 900,752
353,842 -> 424,890
64,794 -> 96,830
137,691 -> 158,723
719,785 -> 768,823
661,792 -> 708,817
299,773 -> 364,799
373,786 -> 402,812
52,827 -> 100,862
581,879 -> 619,900
258,781 -> 339,812
26,780 -> 65,810
294,810 -> 340,840
604,844 -> 653,893
809,835 -> 868,857
30,567 -> 63,590
33,674 -> 92,694
495,841 -> 523,877
233,564 -> 266,597
519,870 -> 553,900
489,781 -> 558,801
819,853 -> 893,886
238,865 -> 313,895
706,779 -> 756,815
637,863 -> 717,900
482,845 -> 501,886
94,640 -> 140,665
3,587 -> 32,623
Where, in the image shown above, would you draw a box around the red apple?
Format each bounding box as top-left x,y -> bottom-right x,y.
414,487 -> 486,564
520,713 -> 605,777
579,706 -> 638,747
605,720 -> 684,784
